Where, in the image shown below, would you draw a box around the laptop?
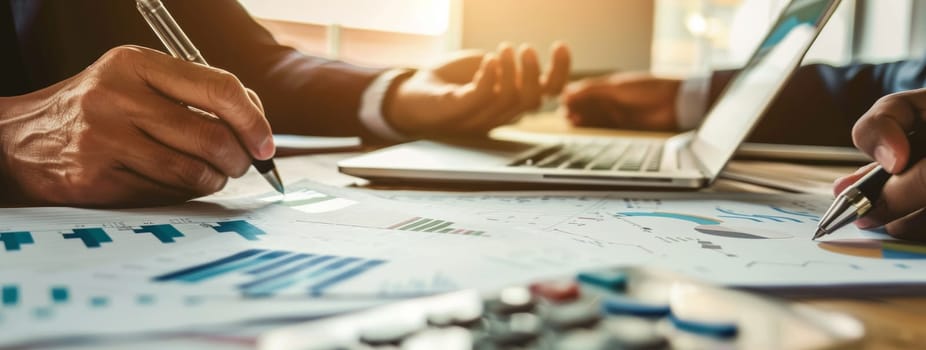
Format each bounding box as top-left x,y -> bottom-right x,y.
340,0 -> 842,189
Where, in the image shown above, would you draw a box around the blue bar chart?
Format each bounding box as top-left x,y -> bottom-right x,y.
0,284 -> 133,316
0,232 -> 34,252
154,249 -> 387,297
211,220 -> 266,241
133,224 -> 185,243
1,220 -> 266,254
62,228 -> 112,248
2,285 -> 19,306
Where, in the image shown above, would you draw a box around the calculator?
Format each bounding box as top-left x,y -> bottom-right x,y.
258,267 -> 865,349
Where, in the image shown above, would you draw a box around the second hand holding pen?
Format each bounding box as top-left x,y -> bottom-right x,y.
814,129 -> 926,240
135,0 -> 284,194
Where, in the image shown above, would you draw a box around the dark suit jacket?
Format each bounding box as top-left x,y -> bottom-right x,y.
0,0 -> 385,139
710,59 -> 926,147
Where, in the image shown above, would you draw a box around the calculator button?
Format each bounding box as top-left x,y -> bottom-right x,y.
668,313 -> 738,339
577,270 -> 628,291
427,300 -> 484,328
400,327 -> 472,350
543,301 -> 601,331
486,312 -> 542,347
486,287 -> 535,314
359,319 -> 424,346
598,316 -> 668,349
601,295 -> 670,317
529,280 -> 580,302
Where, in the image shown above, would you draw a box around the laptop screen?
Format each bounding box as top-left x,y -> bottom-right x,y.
690,0 -> 840,180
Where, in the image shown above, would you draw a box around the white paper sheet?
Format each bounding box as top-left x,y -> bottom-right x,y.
362,188 -> 926,290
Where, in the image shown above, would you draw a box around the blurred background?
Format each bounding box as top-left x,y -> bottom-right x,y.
239,0 -> 925,78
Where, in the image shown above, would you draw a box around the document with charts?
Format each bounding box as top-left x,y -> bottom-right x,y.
0,182 -> 610,346
365,188 -> 926,291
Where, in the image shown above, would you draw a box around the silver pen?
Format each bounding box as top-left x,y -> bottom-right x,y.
814,130 -> 925,239
135,0 -> 284,194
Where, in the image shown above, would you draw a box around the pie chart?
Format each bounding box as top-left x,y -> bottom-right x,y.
819,239 -> 926,259
694,225 -> 793,239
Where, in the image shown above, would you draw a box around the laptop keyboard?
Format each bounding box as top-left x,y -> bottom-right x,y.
510,141 -> 664,172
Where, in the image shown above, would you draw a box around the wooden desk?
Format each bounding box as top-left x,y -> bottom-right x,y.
227,113 -> 924,349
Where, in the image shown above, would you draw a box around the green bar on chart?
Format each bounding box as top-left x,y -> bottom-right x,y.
423,221 -> 453,232
400,218 -> 432,231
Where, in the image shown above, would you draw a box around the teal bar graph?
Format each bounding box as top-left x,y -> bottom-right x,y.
133,225 -> 184,243
33,307 -> 53,319
2,285 -> 18,307
156,249 -> 388,297
137,294 -> 155,305
51,286 -> 69,304
309,260 -> 386,295
90,296 -> 108,308
0,232 -> 34,252
62,228 -> 112,248
212,220 -> 266,241
161,250 -> 289,283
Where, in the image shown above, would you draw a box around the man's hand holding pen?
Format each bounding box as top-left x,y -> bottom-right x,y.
0,46 -> 274,207
831,89 -> 926,239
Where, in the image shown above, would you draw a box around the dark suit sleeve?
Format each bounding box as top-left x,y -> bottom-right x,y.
163,0 -> 387,140
707,59 -> 926,146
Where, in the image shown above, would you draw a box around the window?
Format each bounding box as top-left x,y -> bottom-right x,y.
652,0 -> 855,77
238,0 -> 455,67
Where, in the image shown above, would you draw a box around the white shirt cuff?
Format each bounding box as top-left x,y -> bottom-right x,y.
359,68 -> 414,142
675,74 -> 711,130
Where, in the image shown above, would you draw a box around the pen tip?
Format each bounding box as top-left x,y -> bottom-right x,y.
812,228 -> 827,241
262,169 -> 285,194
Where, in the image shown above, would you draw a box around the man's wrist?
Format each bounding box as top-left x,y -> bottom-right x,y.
675,75 -> 711,130
358,68 -> 416,142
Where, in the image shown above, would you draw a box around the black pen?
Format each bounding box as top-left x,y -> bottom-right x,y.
135,0 -> 284,194
814,130 -> 925,239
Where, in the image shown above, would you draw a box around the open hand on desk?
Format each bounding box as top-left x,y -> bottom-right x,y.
384,42 -> 571,137
833,89 -> 926,239
562,72 -> 681,131
0,45 -> 273,207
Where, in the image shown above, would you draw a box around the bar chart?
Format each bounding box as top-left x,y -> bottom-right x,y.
0,232 -> 34,252
387,217 -> 486,236
62,228 -> 112,248
153,249 -> 387,297
0,220 -> 267,253
0,284 -> 164,321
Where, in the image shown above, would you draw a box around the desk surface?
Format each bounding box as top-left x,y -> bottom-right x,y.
216,113 -> 919,349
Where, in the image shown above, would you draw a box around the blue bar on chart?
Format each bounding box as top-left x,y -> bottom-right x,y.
212,220 -> 266,241
155,250 -> 290,283
133,224 -> 184,243
62,228 -> 112,248
50,286 -> 69,304
89,296 -> 108,308
2,285 -> 19,307
309,259 -> 386,296
239,255 -> 337,297
0,231 -> 34,252
137,294 -> 156,305
153,249 -> 265,282
154,249 -> 388,297
33,307 -> 53,320
246,253 -> 312,275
